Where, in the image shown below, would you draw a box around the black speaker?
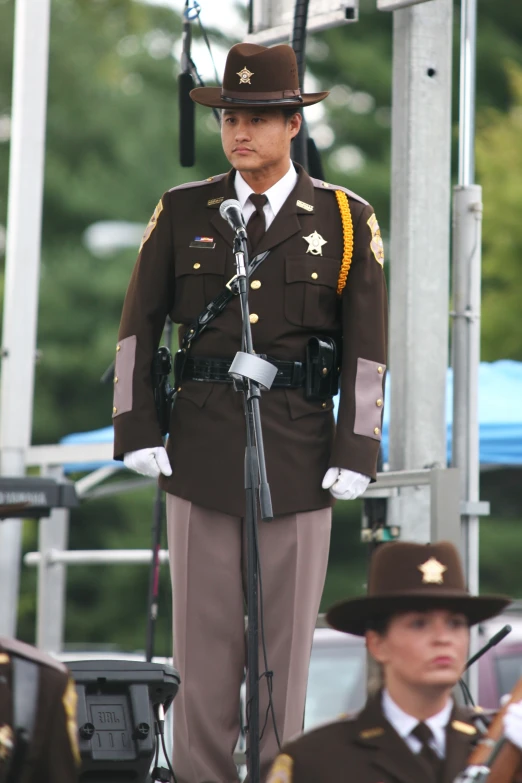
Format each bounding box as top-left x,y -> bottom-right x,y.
67,659 -> 180,783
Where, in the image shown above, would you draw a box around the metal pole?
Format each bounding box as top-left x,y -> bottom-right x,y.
0,0 -> 51,636
451,0 -> 482,702
36,466 -> 69,652
458,0 -> 477,186
387,0 -> 453,543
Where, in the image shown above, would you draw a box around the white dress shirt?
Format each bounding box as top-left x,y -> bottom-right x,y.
382,689 -> 453,759
234,163 -> 298,230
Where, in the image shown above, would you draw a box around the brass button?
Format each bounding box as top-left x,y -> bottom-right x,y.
249,313 -> 259,324
376,398 -> 382,407
116,345 -> 121,352
114,376 -> 118,384
374,427 -> 380,435
377,366 -> 383,374
193,262 -> 201,270
322,402 -> 327,408
207,176 -> 213,181
311,272 -> 318,280
113,406 -> 117,414
251,280 -> 262,290
322,368 -> 328,376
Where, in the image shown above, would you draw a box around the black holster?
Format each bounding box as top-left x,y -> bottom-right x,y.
151,346 -> 175,436
305,337 -> 340,401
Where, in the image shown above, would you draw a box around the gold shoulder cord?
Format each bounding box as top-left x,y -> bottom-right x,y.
334,190 -> 354,296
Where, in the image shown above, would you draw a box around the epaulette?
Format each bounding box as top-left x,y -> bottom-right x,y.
311,177 -> 368,206
0,636 -> 67,674
169,173 -> 227,192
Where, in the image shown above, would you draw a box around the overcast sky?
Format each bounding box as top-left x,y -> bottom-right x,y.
146,0 -> 249,79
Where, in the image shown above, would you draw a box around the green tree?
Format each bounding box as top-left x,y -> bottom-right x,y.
476,62 -> 522,361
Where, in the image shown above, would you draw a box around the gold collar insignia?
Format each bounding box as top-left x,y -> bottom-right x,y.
451,720 -> 477,735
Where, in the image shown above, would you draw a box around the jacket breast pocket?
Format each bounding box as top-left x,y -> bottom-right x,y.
284,255 -> 340,329
172,248 -> 227,323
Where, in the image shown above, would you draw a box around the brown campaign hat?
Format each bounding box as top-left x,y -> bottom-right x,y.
326,541 -> 511,637
190,42 -> 329,109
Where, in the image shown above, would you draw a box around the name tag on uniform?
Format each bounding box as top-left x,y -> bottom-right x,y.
190,236 -> 216,249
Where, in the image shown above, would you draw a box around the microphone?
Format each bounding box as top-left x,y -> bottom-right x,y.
219,199 -> 247,238
465,624 -> 512,670
178,6 -> 195,167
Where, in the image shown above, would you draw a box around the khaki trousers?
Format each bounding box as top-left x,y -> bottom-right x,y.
166,494 -> 331,783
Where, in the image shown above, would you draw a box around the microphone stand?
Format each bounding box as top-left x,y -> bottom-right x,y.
229,231 -> 276,783
145,317 -> 173,663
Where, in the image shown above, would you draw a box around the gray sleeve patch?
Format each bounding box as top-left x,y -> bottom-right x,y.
353,358 -> 386,441
112,335 -> 137,418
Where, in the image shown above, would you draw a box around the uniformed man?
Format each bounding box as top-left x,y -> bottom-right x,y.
0,636 -> 79,783
112,42 -> 387,781
267,540 -> 522,783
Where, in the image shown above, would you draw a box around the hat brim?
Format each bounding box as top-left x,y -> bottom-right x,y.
326,591 -> 512,637
190,87 -> 329,109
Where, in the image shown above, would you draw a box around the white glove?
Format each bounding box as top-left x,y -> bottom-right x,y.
503,700 -> 522,751
123,447 -> 172,479
322,467 -> 370,500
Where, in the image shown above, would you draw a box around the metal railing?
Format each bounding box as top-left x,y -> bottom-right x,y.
22,460 -> 488,653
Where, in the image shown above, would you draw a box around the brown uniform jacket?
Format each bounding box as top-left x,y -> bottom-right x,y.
267,694 -> 481,783
0,637 -> 79,783
113,164 -> 388,517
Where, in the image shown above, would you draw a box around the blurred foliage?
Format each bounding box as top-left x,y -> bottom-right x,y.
0,0 -> 521,648
477,62 -> 522,361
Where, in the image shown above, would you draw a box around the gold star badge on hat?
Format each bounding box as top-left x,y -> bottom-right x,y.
418,557 -> 447,584
237,66 -> 254,85
303,231 -> 327,256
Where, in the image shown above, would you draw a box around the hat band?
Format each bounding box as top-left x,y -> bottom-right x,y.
221,88 -> 303,104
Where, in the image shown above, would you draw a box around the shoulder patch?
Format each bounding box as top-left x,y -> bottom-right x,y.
0,724 -> 14,762
367,213 -> 385,266
139,198 -> 163,253
0,636 -> 67,674
267,753 -> 294,783
170,173 -> 227,192
62,677 -> 81,765
310,177 -> 369,206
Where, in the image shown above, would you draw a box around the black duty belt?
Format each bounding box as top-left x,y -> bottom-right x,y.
183,356 -> 306,388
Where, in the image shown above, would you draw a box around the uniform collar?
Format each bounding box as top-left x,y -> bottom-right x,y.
382,689 -> 453,758
234,162 -> 298,218
209,163 -> 315,252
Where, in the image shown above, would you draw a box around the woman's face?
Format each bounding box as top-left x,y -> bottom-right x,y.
367,609 -> 470,692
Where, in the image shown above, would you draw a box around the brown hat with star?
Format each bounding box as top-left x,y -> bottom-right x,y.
190,42 -> 329,109
326,541 -> 511,637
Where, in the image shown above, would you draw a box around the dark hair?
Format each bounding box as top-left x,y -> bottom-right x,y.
366,614 -> 392,636
280,106 -> 301,122
221,106 -> 300,122
366,606 -> 472,636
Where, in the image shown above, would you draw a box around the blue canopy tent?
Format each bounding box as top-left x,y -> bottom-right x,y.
61,360 -> 522,472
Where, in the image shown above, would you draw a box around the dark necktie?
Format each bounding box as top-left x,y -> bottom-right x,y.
411,722 -> 442,780
246,193 -> 268,253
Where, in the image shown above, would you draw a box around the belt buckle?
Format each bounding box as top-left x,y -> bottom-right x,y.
225,274 -> 239,293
